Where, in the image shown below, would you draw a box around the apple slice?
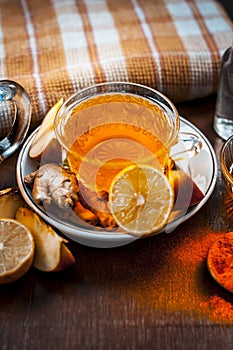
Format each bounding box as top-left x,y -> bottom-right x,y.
15,207 -> 76,272
29,97 -> 64,160
0,188 -> 26,218
168,169 -> 205,210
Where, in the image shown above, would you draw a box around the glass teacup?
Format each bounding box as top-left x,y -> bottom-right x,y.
54,82 -> 201,194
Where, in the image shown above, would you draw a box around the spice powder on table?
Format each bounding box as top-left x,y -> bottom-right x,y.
125,227 -> 233,324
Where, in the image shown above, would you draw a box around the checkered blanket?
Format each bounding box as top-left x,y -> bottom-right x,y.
0,0 -> 232,128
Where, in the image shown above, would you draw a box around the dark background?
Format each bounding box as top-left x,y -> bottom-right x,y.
219,0 -> 233,19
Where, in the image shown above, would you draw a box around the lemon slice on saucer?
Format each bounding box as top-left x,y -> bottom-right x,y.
0,219 -> 34,284
109,165 -> 174,236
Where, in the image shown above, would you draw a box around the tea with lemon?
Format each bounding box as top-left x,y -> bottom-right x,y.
65,93 -> 175,192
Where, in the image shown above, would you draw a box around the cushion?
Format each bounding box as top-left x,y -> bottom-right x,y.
0,0 -> 232,128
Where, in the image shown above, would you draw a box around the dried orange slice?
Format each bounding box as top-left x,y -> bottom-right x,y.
207,233 -> 233,293
0,219 -> 34,284
109,165 -> 174,235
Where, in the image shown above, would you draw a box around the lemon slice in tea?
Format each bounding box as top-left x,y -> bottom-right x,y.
0,219 -> 35,284
109,165 -> 174,236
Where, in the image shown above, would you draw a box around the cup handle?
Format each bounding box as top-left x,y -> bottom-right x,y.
0,80 -> 31,163
170,131 -> 202,162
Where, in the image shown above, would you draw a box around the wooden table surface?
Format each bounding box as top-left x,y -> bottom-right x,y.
1,92 -> 233,350
1,1 -> 233,347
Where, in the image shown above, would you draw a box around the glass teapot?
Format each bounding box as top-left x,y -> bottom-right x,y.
0,80 -> 31,163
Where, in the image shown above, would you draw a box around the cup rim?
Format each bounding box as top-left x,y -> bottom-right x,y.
54,81 -> 180,153
220,135 -> 233,184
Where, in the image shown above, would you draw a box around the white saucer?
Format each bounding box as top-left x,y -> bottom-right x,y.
16,117 -> 218,248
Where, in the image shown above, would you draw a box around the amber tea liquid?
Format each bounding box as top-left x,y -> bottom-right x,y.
65,93 -> 175,192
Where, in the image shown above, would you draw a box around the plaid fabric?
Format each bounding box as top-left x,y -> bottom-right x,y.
0,0 -> 232,128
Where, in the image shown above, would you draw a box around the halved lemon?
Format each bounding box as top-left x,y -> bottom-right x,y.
0,219 -> 35,284
109,165 -> 174,236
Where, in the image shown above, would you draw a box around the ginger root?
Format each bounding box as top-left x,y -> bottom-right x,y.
73,202 -> 98,226
78,182 -> 117,229
24,164 -> 118,229
24,163 -> 79,209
